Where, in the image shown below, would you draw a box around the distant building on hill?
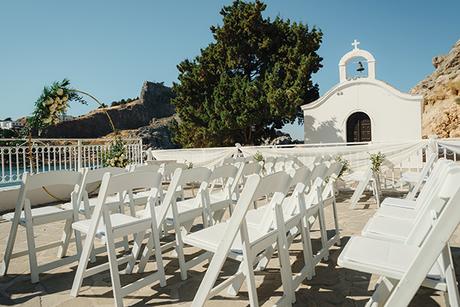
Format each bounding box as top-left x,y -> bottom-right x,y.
59,114 -> 75,122
0,119 -> 24,131
301,40 -> 423,144
0,120 -> 13,130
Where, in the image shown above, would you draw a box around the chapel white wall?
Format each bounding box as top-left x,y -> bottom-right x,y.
303,82 -> 422,143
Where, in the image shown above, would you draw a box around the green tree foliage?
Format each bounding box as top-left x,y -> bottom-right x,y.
0,129 -> 18,138
111,97 -> 139,107
172,0 -> 322,147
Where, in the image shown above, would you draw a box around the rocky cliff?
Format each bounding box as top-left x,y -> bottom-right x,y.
42,81 -> 179,149
43,81 -> 175,139
411,39 -> 460,138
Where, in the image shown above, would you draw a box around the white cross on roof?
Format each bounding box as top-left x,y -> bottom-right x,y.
352,39 -> 360,50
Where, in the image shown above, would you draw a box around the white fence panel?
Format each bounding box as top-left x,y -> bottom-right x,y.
0,138 -> 143,185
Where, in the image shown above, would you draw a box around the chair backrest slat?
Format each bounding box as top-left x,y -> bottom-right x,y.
25,170 -> 81,192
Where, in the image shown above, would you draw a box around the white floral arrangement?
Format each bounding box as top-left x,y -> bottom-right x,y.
29,78 -> 129,168
29,79 -> 87,133
103,138 -> 129,168
370,151 -> 386,173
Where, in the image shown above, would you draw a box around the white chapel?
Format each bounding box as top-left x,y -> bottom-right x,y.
301,40 -> 423,144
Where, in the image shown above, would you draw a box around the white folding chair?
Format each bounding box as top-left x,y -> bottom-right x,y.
233,161 -> 262,196
70,171 -> 166,307
273,156 -> 286,173
360,165 -> 460,303
402,153 -> 437,200
184,172 -> 292,307
134,167 -> 212,280
126,164 -> 162,211
61,166 -> 127,218
338,167 -> 460,307
374,159 -> 452,220
263,156 -> 276,175
160,162 -> 187,182
207,164 -> 239,222
347,164 -> 380,209
1,171 -> 81,283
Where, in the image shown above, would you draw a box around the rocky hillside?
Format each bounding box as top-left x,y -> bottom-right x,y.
43,81 -> 179,149
411,39 -> 460,138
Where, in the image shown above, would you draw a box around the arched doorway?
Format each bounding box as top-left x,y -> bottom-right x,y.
346,112 -> 371,142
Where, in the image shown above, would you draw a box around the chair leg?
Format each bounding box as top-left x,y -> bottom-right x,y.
70,232 -> 94,297
126,230 -> 145,274
24,219 -> 39,283
138,235 -> 154,273
277,233 -> 294,303
227,263 -> 246,296
175,227 -> 188,281
152,227 -> 166,287
106,234 -> 124,307
0,210 -> 21,276
242,258 -> 259,307
300,218 -> 315,279
365,277 -> 396,307
317,205 -> 329,261
331,197 -> 341,246
57,218 -> 73,258
441,246 -> 460,307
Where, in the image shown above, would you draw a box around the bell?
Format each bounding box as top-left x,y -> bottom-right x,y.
356,61 -> 365,72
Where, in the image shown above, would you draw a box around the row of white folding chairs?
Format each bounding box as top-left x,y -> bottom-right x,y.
71,159 -> 341,306
70,160 -> 264,306
184,161 -> 344,306
0,162 -> 185,284
0,160 -> 250,305
339,158 -> 460,306
0,157 -> 342,306
0,159 -> 206,280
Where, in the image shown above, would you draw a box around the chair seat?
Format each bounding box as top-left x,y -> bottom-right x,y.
137,197 -> 202,223
61,194 -> 121,212
361,215 -> 414,242
245,207 -> 269,227
338,236 -> 442,280
381,197 -> 417,209
72,213 -> 140,240
209,190 -> 236,203
183,222 -> 272,255
3,206 -> 73,225
401,171 -> 423,184
375,205 -> 418,220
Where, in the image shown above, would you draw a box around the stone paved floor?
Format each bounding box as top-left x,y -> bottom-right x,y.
0,190 -> 459,306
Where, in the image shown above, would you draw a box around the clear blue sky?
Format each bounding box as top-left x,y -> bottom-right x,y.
1,0 -> 459,140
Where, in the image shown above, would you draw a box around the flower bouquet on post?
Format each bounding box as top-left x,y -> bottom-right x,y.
369,151 -> 386,203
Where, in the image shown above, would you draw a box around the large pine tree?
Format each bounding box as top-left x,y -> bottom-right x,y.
172,0 -> 322,147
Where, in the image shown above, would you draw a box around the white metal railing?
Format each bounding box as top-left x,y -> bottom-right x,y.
0,138 -> 143,185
